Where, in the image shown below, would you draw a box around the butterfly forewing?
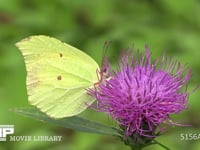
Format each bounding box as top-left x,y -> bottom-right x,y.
16,35 -> 99,118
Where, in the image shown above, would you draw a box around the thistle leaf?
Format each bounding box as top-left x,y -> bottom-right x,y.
12,107 -> 122,137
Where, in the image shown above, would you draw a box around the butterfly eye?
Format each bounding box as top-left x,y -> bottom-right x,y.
102,67 -> 107,73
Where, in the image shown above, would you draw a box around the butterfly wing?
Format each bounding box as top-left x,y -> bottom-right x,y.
16,35 -> 99,118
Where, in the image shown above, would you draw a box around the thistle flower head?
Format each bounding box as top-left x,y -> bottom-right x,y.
88,46 -> 191,139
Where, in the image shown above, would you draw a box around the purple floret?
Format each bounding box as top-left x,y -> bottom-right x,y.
88,46 -> 191,137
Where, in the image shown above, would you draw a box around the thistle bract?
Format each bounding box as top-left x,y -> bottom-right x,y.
88,46 -> 191,140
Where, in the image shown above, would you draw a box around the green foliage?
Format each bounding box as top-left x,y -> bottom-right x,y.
0,0 -> 200,150
12,107 -> 121,137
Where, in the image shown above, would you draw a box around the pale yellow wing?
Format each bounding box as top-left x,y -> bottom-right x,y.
16,35 -> 99,118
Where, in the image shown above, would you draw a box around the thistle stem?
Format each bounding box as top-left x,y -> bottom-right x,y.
153,140 -> 170,150
131,146 -> 142,150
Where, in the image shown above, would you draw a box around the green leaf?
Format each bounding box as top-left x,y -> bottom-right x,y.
11,107 -> 122,137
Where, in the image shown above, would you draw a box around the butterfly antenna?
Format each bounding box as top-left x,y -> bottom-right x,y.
102,41 -> 112,68
102,41 -> 112,60
94,41 -> 112,87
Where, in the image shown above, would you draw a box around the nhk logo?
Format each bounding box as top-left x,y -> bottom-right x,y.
0,125 -> 62,142
0,125 -> 14,141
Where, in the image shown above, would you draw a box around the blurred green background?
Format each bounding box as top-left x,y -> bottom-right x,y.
0,0 -> 200,150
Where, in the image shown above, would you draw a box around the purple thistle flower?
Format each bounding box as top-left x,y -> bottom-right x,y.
88,46 -> 192,139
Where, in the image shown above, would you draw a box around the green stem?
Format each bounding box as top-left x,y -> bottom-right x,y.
153,140 -> 170,150
129,143 -> 142,150
131,146 -> 142,150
